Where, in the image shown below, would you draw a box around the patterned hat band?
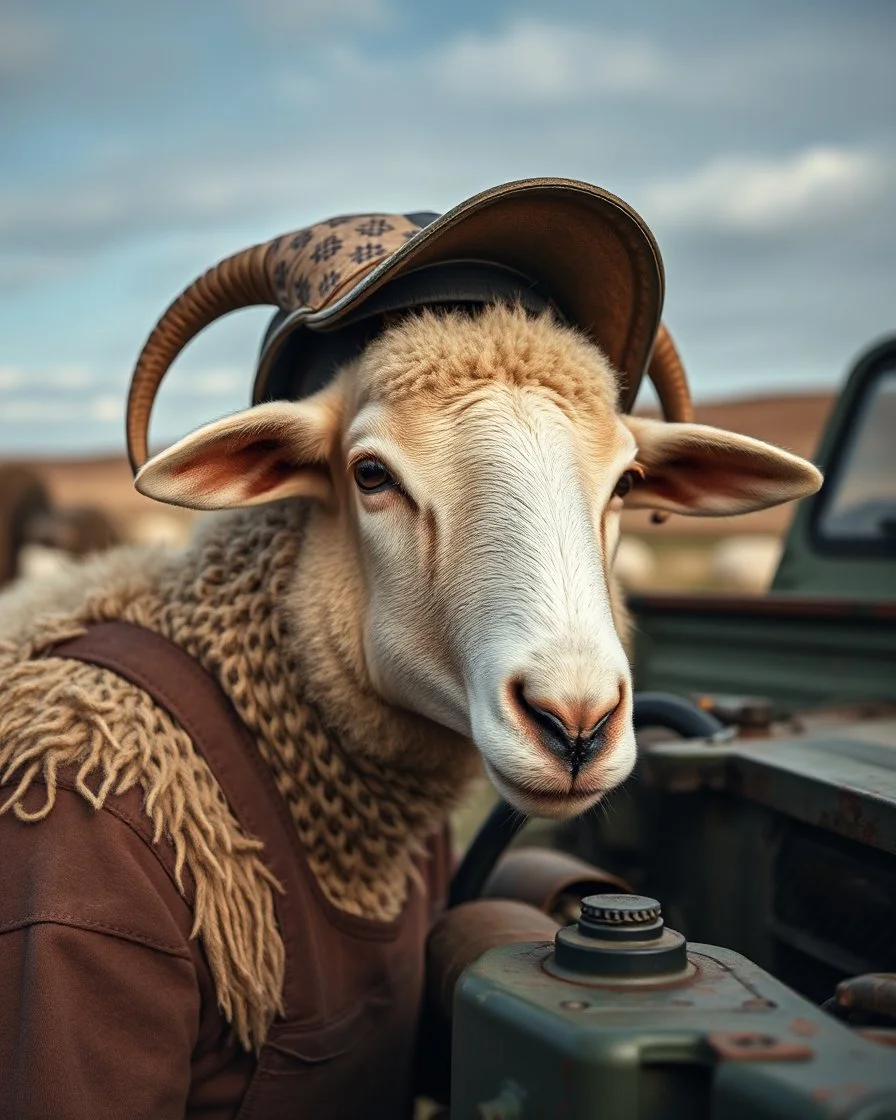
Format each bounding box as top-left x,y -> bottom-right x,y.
267,212 -> 427,312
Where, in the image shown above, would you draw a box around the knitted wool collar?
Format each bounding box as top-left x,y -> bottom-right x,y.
138,501 -> 478,918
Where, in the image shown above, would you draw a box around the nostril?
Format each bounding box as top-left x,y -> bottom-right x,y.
511,682 -> 619,777
513,684 -> 573,749
584,707 -> 614,742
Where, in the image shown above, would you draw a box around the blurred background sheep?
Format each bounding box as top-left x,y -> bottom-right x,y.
0,462 -> 191,590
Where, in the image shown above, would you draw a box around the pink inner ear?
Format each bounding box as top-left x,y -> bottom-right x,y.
644,447 -> 785,506
169,432 -> 300,498
244,457 -> 304,499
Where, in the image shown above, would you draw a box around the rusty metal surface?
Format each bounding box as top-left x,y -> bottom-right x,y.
480,847 -> 633,919
858,1028 -> 896,1049
640,716 -> 896,857
452,939 -> 896,1118
629,608 -> 896,715
706,1030 -> 814,1062
836,973 -> 896,1019
425,900 -> 557,1019
691,692 -> 775,734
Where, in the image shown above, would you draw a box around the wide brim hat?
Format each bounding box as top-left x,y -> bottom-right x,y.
126,177 -> 692,473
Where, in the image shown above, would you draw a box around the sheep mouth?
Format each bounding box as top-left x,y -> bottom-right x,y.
485,763 -> 604,817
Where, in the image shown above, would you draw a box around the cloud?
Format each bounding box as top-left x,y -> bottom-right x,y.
0,11 -> 57,86
0,145 -> 470,258
0,363 -> 243,400
0,393 -> 122,425
4,9 -> 894,264
428,20 -> 668,102
46,366 -> 96,390
89,395 -> 123,422
0,252 -> 80,292
0,366 -> 26,391
177,368 -> 246,396
1,398 -> 102,423
2,0 -> 895,455
644,146 -> 893,234
0,365 -> 98,392
244,0 -> 390,34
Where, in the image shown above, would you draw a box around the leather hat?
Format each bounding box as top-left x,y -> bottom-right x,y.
126,177 -> 692,473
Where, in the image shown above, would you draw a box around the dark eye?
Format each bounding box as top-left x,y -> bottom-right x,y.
353,458 -> 397,494
613,469 -> 639,499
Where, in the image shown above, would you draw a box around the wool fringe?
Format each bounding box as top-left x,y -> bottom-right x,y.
0,637 -> 284,1052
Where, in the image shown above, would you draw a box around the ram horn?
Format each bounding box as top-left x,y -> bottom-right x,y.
646,324 -> 694,425
643,324 -> 693,524
126,240 -> 286,473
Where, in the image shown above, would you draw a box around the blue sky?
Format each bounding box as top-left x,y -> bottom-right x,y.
2,0 -> 894,454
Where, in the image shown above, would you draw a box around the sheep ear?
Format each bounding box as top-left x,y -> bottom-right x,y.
135,397 -> 339,511
621,416 -> 823,516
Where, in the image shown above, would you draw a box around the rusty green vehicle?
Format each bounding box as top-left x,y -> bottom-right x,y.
437,335 -> 896,1118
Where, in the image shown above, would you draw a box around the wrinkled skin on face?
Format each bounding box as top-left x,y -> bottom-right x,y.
136,306 -> 823,818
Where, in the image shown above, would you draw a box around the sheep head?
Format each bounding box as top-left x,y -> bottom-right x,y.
135,304 -> 822,818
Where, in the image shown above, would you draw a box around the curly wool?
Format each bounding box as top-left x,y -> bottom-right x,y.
0,500 -> 476,1050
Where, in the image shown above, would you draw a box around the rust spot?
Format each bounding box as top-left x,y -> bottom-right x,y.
817,789 -> 881,848
734,767 -> 774,805
859,1028 -> 896,1049
790,1017 -> 818,1038
708,1031 -> 813,1063
836,973 -> 896,1018
842,1083 -> 870,1097
810,1088 -> 834,1103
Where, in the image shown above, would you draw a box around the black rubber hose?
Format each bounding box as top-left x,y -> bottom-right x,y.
448,800 -> 527,909
632,691 -> 725,739
448,691 -> 725,907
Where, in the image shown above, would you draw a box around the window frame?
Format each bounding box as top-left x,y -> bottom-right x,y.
809,354 -> 896,560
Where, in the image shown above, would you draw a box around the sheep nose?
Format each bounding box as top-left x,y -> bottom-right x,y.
514,687 -> 620,778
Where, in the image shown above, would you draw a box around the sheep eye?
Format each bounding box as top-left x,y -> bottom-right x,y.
353,458 -> 396,493
613,469 -> 639,499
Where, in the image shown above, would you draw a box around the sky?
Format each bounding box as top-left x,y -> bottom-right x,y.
1,0 -> 894,454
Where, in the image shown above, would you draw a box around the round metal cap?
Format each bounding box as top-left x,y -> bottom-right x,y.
580,895 -> 662,926
551,893 -> 689,979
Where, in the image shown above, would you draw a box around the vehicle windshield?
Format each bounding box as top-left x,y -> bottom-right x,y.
817,365 -> 896,544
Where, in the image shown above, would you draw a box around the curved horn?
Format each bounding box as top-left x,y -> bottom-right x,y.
646,323 -> 693,424
644,324 -> 693,525
126,239 -> 291,473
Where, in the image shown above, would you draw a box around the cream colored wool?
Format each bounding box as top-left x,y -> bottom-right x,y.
0,500 -> 480,1051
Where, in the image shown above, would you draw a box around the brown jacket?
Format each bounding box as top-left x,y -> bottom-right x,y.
0,624 -> 451,1119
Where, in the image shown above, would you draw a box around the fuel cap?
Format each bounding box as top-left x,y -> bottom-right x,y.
580,895 -> 663,935
550,894 -> 689,979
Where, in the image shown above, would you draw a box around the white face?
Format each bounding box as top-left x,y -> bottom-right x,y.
346,384 -> 639,819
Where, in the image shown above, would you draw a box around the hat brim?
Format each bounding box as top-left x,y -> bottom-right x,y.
252,177 -> 664,412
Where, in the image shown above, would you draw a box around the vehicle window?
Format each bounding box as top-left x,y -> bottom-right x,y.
817,367 -> 896,544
